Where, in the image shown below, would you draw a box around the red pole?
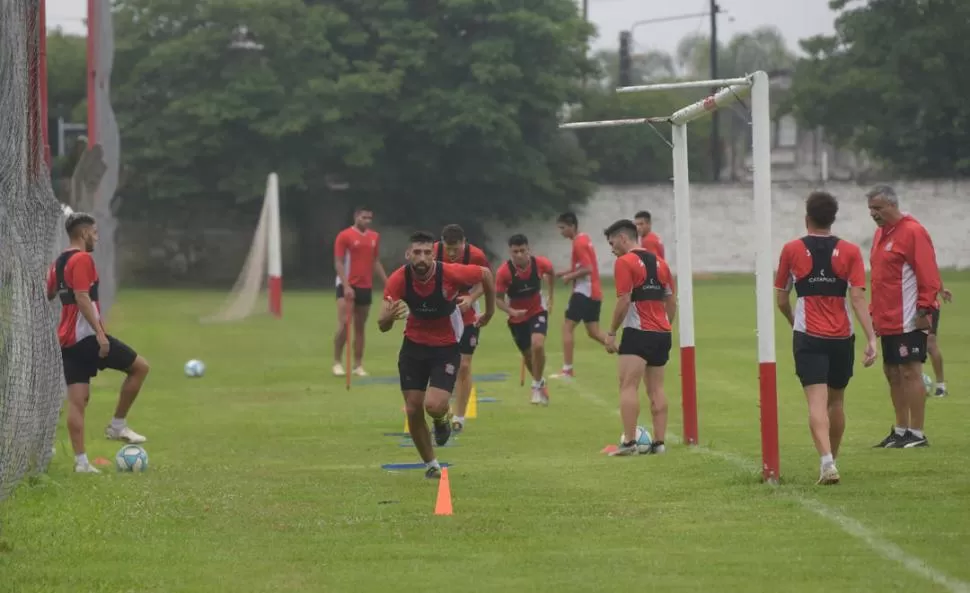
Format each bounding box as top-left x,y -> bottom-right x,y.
86,0 -> 98,145
759,361 -> 780,483
680,345 -> 698,445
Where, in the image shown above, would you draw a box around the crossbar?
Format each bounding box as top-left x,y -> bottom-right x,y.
559,117 -> 666,130
616,77 -> 751,94
669,83 -> 750,126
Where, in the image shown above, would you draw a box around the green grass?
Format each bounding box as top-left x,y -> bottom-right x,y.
2,274 -> 970,593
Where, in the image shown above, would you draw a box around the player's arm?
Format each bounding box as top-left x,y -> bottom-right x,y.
45,266 -> 56,301
773,246 -> 795,327
909,227 -> 942,319
378,272 -> 405,332
493,268 -> 520,316
542,261 -> 555,314
373,236 -> 388,284
661,261 -> 676,324
608,260 -> 632,337
333,234 -> 351,289
478,267 -> 496,323
69,258 -> 106,337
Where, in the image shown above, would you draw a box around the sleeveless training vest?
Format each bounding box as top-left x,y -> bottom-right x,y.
505,257 -> 541,300
404,263 -> 458,320
55,249 -> 99,306
630,250 -> 665,302
794,236 -> 848,298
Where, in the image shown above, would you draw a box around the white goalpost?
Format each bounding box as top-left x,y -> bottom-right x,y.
202,172 -> 283,323
560,71 -> 780,483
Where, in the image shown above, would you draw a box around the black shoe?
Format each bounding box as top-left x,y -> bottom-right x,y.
900,431 -> 929,448
432,416 -> 452,447
874,428 -> 904,448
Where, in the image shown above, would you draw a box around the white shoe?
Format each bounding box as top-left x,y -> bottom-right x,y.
74,462 -> 101,474
530,390 -> 542,405
105,425 -> 147,444
352,366 -> 368,377
817,464 -> 840,485
332,362 -> 346,376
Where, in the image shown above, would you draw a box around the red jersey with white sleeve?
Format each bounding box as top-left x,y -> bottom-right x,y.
384,262 -> 485,347
570,232 -> 602,300
639,232 -> 665,260
869,214 -> 941,335
495,256 -> 554,324
774,235 -> 866,338
46,249 -> 103,347
614,249 -> 674,332
432,241 -> 490,326
334,226 -> 380,289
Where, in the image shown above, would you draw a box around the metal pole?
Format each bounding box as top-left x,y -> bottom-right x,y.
710,0 -> 720,181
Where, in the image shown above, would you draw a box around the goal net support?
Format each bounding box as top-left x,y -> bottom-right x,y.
0,0 -> 67,502
560,71 -> 780,483
201,173 -> 282,323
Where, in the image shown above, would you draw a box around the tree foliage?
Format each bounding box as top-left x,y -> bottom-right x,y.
789,0 -> 970,177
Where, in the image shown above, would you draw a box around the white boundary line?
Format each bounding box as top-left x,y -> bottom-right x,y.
559,377 -> 970,593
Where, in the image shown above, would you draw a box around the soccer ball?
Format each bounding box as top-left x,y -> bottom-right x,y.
620,425 -> 653,453
922,373 -> 933,395
184,359 -> 205,378
115,444 -> 148,472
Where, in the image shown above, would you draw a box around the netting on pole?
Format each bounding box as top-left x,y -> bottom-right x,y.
0,0 -> 68,502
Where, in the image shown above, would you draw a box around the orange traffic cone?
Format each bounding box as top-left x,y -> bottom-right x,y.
434,467 -> 453,516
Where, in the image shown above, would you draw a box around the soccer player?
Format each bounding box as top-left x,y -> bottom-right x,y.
634,210 -> 665,259
554,211 -> 607,378
494,234 -> 555,405
866,184 -> 942,448
774,192 -> 878,485
927,286 -> 953,397
602,220 -> 674,457
432,224 -> 490,433
333,206 -> 388,378
379,231 -> 496,479
47,212 -> 150,474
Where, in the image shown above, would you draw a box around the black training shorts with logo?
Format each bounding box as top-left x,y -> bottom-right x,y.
792,331 -> 855,389
398,337 -> 461,393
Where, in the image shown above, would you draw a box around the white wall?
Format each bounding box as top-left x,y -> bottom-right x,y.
484,180 -> 970,276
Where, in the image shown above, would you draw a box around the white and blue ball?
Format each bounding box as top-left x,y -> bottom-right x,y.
115,444 -> 148,472
922,373 -> 933,395
620,425 -> 653,453
184,359 -> 205,378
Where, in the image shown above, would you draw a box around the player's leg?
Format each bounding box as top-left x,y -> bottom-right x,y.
398,340 -> 439,478
559,294 -> 583,377
643,331 -> 671,452
794,332 -> 836,479
927,310 -> 946,396
530,326 -> 549,405
351,289 -> 372,375
333,287 -> 349,376
451,326 -> 479,432
827,388 -> 846,459
582,299 -> 608,346
613,353 -> 646,456
426,345 -> 461,451
873,335 -> 908,448
62,341 -> 99,473
825,335 -> 854,464
102,336 -> 148,444
899,331 -> 930,447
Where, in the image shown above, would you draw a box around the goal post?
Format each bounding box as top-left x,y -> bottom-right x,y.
560,71 -> 779,483
201,172 -> 283,323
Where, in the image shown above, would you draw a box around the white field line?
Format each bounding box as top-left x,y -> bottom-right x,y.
560,377 -> 970,593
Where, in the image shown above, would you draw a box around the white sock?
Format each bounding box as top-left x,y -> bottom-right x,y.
563,364 -> 573,371
110,417 -> 126,430
454,416 -> 464,424
936,382 -> 946,389
531,379 -> 541,389
820,453 -> 834,468
894,426 -> 907,436
426,459 -> 440,470
910,429 -> 924,438
75,453 -> 88,466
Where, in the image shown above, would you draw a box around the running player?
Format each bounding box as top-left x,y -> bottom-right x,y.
634,210 -> 665,259
333,206 -> 387,378
46,212 -> 150,474
554,211 -> 607,378
494,234 -> 555,405
601,220 -> 674,457
927,286 -> 953,397
379,231 -> 495,480
775,191 -> 878,484
432,224 -> 490,433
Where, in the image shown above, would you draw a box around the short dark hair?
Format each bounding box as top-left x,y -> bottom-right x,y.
65,212 -> 96,237
634,210 -> 651,221
604,219 -> 638,240
409,230 -> 435,245
508,234 -> 529,246
805,191 -> 838,229
354,206 -> 372,215
441,224 -> 465,245
557,212 -> 578,227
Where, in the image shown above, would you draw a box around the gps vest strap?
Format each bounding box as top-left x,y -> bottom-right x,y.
630,250 -> 664,302
55,249 -> 99,306
794,236 -> 848,298
404,263 -> 458,319
505,257 -> 540,299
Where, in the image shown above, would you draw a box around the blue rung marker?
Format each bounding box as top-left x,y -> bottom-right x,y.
382,462 -> 451,471
399,439 -> 457,448
471,372 -> 508,382
383,432 -> 410,437
477,397 -> 500,403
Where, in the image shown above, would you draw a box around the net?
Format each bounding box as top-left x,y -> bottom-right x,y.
0,0 -> 68,502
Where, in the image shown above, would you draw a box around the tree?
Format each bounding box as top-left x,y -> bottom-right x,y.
676,26 -> 795,80
790,0 -> 970,176
592,48 -> 676,89
45,31 -> 87,121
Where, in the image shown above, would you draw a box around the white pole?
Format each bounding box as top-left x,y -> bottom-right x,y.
559,117 -> 662,130
672,123 -> 698,445
751,70 -> 779,482
267,172 -> 283,317
821,150 -> 829,182
617,77 -> 751,94
670,83 -> 751,126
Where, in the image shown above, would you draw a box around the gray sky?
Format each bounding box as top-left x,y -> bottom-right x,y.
46,0 -> 837,55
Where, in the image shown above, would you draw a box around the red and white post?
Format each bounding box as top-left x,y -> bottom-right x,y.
266,172 -> 283,317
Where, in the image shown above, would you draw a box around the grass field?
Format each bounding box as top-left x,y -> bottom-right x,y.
2,273 -> 969,593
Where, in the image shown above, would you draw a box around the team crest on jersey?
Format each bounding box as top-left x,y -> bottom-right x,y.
898,344 -> 908,357
885,241 -> 894,251
469,336 -> 477,347
445,363 -> 456,375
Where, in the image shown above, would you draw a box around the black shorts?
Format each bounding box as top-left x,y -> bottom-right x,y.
792,331 -> 855,389
61,335 -> 138,385
565,293 -> 601,324
398,338 -> 461,393
930,309 -> 940,336
881,330 -> 928,365
618,328 -> 672,367
335,285 -> 373,306
459,325 -> 480,356
508,312 -> 549,353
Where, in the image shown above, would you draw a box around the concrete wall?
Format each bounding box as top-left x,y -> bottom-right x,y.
484,180 -> 970,276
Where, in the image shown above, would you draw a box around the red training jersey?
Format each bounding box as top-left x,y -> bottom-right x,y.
46,249 -> 103,347
570,232 -> 602,301
639,232 -> 665,260
774,236 -> 866,338
334,226 -> 380,289
384,262 -> 485,347
869,214 -> 941,335
432,241 -> 491,326
614,249 -> 674,332
495,256 -> 555,324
